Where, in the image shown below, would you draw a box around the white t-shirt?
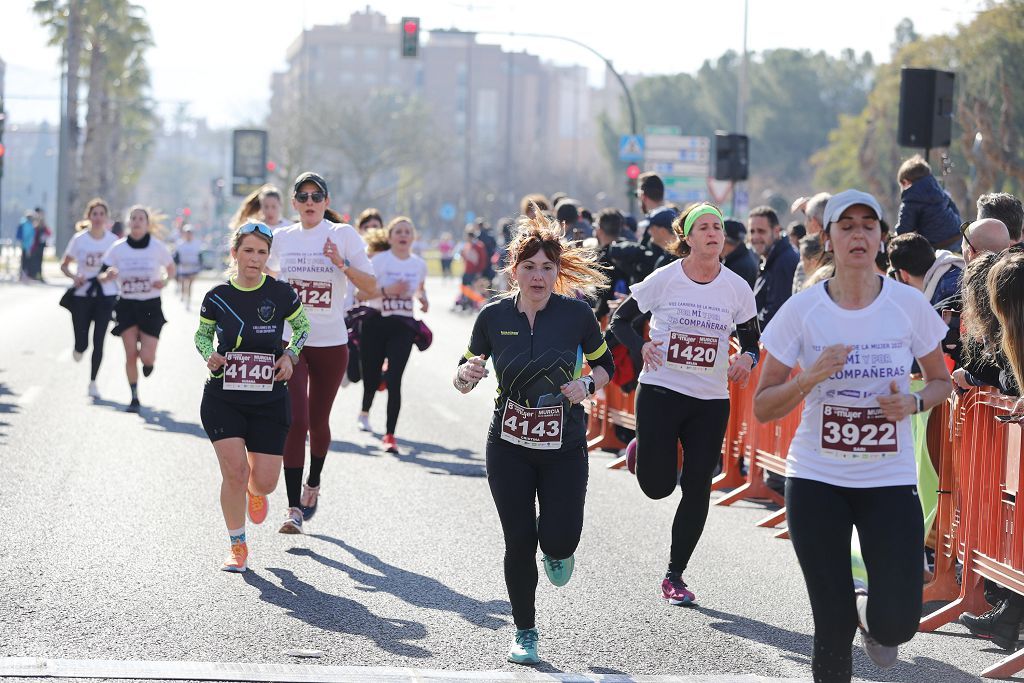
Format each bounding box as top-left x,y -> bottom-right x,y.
630,261 -> 757,400
267,220 -> 373,347
267,219 -> 292,233
367,251 -> 427,318
102,237 -> 174,301
64,229 -> 118,296
174,240 -> 203,274
760,278 -> 948,488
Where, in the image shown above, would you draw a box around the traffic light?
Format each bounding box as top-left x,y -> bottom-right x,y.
401,17 -> 420,58
625,162 -> 640,197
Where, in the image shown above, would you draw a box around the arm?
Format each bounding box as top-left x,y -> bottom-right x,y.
285,306 -> 310,356
61,254 -> 86,287
876,345 -> 953,421
194,317 -> 226,372
754,343 -> 852,423
894,200 -> 918,235
454,308 -> 491,393
609,296 -> 646,356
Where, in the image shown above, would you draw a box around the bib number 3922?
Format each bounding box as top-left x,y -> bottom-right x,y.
289,279 -> 333,310
820,403 -> 898,460
222,352 -> 275,392
500,400 -> 562,450
666,332 -> 718,374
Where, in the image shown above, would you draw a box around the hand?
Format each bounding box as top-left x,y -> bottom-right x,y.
727,352 -> 754,387
274,354 -> 294,382
73,275 -> 86,288
560,378 -> 588,404
323,238 -> 346,269
153,279 -> 166,290
876,380 -> 917,421
641,340 -> 665,372
458,355 -> 488,384
806,343 -> 852,386
385,281 -> 411,297
207,352 -> 227,371
951,367 -> 972,391
419,296 -> 430,313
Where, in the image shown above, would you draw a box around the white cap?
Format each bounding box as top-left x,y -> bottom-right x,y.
824,189 -> 883,229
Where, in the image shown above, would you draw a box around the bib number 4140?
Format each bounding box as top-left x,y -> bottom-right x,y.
222,352 -> 276,392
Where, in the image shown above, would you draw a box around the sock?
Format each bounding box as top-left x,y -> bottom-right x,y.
129,382 -> 138,401
142,365 -> 154,377
284,467 -> 304,508
307,455 -> 327,488
228,526 -> 246,546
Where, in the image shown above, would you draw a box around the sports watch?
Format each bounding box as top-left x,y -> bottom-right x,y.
913,392 -> 924,414
581,375 -> 596,396
744,351 -> 759,368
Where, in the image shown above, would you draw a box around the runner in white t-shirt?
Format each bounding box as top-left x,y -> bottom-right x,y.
230,184 -> 292,234
754,190 -> 951,680
265,172 -> 376,534
100,205 -> 176,413
355,217 -> 429,453
341,209 -> 386,387
173,227 -> 203,311
609,202 -> 759,608
60,198 -> 119,399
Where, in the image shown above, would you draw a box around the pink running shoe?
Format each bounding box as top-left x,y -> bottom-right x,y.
662,574 -> 696,606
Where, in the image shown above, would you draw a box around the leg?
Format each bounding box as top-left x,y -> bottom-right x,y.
282,352 -> 310,508
787,477 -> 859,683
634,384 -> 685,500
70,297 -> 91,354
246,395 -> 289,496
247,452 -> 283,497
90,297 -> 115,381
536,447 -> 588,560
486,440 -> 541,630
212,437 -> 250,531
670,397 -> 730,573
382,320 -> 415,435
305,344 -> 347,484
138,332 -> 159,369
121,327 -> 141,385
360,318 -> 387,415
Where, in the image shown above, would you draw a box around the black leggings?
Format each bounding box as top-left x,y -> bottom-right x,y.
486,439 -> 588,630
70,295 -> 116,380
786,477 -> 923,683
635,383 -> 730,573
360,315 -> 416,434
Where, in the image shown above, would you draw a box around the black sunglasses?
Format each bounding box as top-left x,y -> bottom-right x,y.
295,191 -> 326,203
238,222 -> 274,240
960,221 -> 976,252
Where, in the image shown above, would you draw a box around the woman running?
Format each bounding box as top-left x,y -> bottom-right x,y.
753,190 -> 951,682
266,172 -> 375,533
454,214 -> 613,665
231,185 -> 291,232
196,222 -> 310,572
60,198 -> 118,399
174,226 -> 203,310
101,206 -> 176,413
356,216 -> 428,453
609,202 -> 759,606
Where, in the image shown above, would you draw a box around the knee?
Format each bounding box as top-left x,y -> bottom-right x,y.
250,473 -> 278,496
224,464 -> 250,490
539,531 -> 580,561
867,611 -> 919,647
503,527 -> 538,558
637,471 -> 676,500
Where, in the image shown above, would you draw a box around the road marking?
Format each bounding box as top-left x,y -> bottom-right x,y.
18,386 -> 41,406
0,658 -> 812,682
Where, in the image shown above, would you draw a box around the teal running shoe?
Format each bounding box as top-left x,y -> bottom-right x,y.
541,553 -> 575,587
507,627 -> 539,665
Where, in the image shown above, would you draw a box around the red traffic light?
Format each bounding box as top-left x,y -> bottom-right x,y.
625,163 -> 640,180
404,20 -> 418,34
183,207 -> 192,217
266,160 -> 277,172
0,143 -> 6,158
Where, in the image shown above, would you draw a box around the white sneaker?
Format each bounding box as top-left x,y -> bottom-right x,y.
88,381 -> 100,399
278,507 -> 304,535
856,589 -> 898,669
357,414 -> 372,432
72,350 -> 83,362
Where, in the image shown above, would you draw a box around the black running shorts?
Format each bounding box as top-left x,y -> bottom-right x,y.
111,297 -> 167,338
200,392 -> 291,455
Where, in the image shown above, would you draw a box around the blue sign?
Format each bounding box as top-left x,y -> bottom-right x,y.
439,203 -> 456,221
465,211 -> 476,224
618,135 -> 645,162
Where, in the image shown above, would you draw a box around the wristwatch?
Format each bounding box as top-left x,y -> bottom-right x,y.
913,392 -> 924,414
581,375 -> 596,396
744,351 -> 759,368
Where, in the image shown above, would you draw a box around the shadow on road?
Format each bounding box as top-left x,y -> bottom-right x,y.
0,380 -> 17,444
330,439 -> 379,457
243,567 -> 432,659
92,397 -> 206,438
696,605 -> 981,682
396,438 -> 485,478
299,534 -> 510,630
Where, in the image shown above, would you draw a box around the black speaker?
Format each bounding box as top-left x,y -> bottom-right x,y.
898,68 -> 955,149
714,132 -> 749,181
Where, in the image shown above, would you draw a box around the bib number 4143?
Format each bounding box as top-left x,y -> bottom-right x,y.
500,400 -> 562,450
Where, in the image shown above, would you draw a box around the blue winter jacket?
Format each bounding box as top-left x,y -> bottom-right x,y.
894,175 -> 962,247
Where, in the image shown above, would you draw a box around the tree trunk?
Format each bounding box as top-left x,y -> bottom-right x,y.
64,0 -> 83,227
78,36 -> 106,204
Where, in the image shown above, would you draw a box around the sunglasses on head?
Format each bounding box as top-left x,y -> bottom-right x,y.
959,221 -> 977,252
295,191 -> 326,203
238,222 -> 274,240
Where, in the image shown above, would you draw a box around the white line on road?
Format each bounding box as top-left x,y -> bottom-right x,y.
0,658 -> 814,682
17,386 -> 42,406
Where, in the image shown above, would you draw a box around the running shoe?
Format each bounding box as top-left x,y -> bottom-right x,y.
507,628 -> 540,665
87,381 -> 100,399
382,433 -> 399,454
625,438 -> 638,475
278,507 -> 304,534
541,553 -> 575,587
221,541 -> 248,573
300,484 -> 320,521
125,398 -> 141,413
357,414 -> 372,432
247,490 -> 268,525
856,589 -> 898,668
72,350 -> 83,362
662,573 -> 696,606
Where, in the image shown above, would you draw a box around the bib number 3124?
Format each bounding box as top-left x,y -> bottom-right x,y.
666,332 -> 718,374
222,352 -> 275,392
290,279 -> 333,309
500,400 -> 562,450
820,404 -> 898,460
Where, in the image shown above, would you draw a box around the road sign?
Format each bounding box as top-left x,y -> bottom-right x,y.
645,125 -> 681,136
644,132 -> 712,204
439,203 -> 456,221
618,135 -> 645,162
645,162 -> 711,177
232,129 -> 268,197
465,211 -> 476,224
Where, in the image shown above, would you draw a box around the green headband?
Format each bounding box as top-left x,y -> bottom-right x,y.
682,205 -> 724,237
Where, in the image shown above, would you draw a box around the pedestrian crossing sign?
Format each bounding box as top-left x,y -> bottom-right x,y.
618,135 -> 645,162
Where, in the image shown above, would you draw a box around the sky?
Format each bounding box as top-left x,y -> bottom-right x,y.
0,0 -> 986,129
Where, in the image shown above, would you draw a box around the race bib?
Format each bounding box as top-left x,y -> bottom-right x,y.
84,253 -> 103,268
820,404 -> 899,460
121,276 -> 152,295
290,278 -> 333,310
666,332 -> 719,374
500,399 -> 563,450
222,352 -> 275,392
382,296 -> 414,315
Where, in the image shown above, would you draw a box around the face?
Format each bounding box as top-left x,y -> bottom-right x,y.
128,209 -> 149,237
292,182 -> 329,224
388,221 -> 415,250
260,195 -> 282,223
88,205 -> 107,227
360,217 -> 382,234
685,214 -> 725,258
829,203 -> 881,269
232,234 -> 271,279
748,216 -> 779,256
514,249 -> 558,302
182,230 -> 193,241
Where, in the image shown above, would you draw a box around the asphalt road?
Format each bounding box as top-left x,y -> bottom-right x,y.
0,271 -> 1003,682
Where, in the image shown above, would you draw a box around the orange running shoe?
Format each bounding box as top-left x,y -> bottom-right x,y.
221,541 -> 248,573
247,490 -> 268,525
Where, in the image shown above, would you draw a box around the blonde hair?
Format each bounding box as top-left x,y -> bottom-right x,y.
363,227 -> 390,256
386,215 -> 416,239
988,252 -> 1024,390
77,197 -> 110,231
